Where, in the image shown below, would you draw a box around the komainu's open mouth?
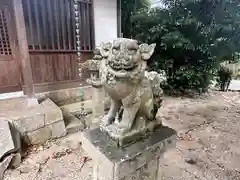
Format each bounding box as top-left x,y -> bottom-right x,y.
109,62 -> 138,72
123,66 -> 136,71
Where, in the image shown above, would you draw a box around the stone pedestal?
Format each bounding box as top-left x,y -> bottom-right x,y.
91,87 -> 105,126
82,126 -> 177,180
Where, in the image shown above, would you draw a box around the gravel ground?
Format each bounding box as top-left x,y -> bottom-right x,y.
4,91 -> 240,180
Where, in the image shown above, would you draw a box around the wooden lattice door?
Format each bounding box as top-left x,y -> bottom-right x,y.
0,8 -> 12,58
0,4 -> 22,93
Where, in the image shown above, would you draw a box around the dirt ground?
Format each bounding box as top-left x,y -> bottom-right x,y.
3,91 -> 240,180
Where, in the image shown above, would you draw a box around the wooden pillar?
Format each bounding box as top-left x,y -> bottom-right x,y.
12,0 -> 38,106
117,0 -> 122,37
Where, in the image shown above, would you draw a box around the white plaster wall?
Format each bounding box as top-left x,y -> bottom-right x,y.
93,0 -> 118,47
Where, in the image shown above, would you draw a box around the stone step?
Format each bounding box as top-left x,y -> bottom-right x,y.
1,98 -> 66,146
62,108 -> 85,134
60,97 -> 110,115
60,92 -> 110,134
36,86 -> 94,107
66,120 -> 86,134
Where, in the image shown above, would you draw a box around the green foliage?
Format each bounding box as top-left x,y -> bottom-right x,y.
122,0 -> 240,93
217,65 -> 232,91
121,0 -> 151,38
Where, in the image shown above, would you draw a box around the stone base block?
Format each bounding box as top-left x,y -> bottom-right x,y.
27,126 -> 52,145
100,120 -> 161,147
9,98 -> 63,134
25,120 -> 66,145
62,108 -> 85,134
3,98 -> 67,145
49,120 -> 67,139
82,126 -> 177,180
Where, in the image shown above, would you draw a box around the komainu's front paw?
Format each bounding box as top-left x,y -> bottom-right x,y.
117,121 -> 132,134
101,115 -> 115,126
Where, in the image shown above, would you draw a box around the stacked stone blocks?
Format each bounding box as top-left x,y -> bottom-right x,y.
9,98 -> 66,145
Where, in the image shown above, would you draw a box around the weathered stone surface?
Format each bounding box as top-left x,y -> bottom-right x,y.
138,159 -> 158,180
93,163 -> 115,180
9,124 -> 21,154
60,98 -> 109,115
22,134 -> 31,146
27,126 -> 51,145
121,172 -> 139,180
101,120 -> 161,147
1,98 -> 67,146
0,120 -> 16,160
9,153 -> 21,169
12,113 -> 45,133
82,126 -> 176,180
36,86 -> 93,106
118,160 -> 160,180
92,87 -> 105,120
85,38 -> 166,146
15,98 -> 67,145
41,98 -> 63,125
66,120 -> 85,134
62,108 -> 85,134
45,111 -> 63,125
49,121 -> 67,138
0,154 -> 13,179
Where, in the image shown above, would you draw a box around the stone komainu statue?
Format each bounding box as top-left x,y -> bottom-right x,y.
87,38 -> 166,146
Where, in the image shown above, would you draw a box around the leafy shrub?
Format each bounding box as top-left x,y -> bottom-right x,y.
122,0 -> 240,94
217,66 -> 232,91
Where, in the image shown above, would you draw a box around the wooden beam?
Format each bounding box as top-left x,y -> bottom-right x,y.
12,0 -> 34,97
